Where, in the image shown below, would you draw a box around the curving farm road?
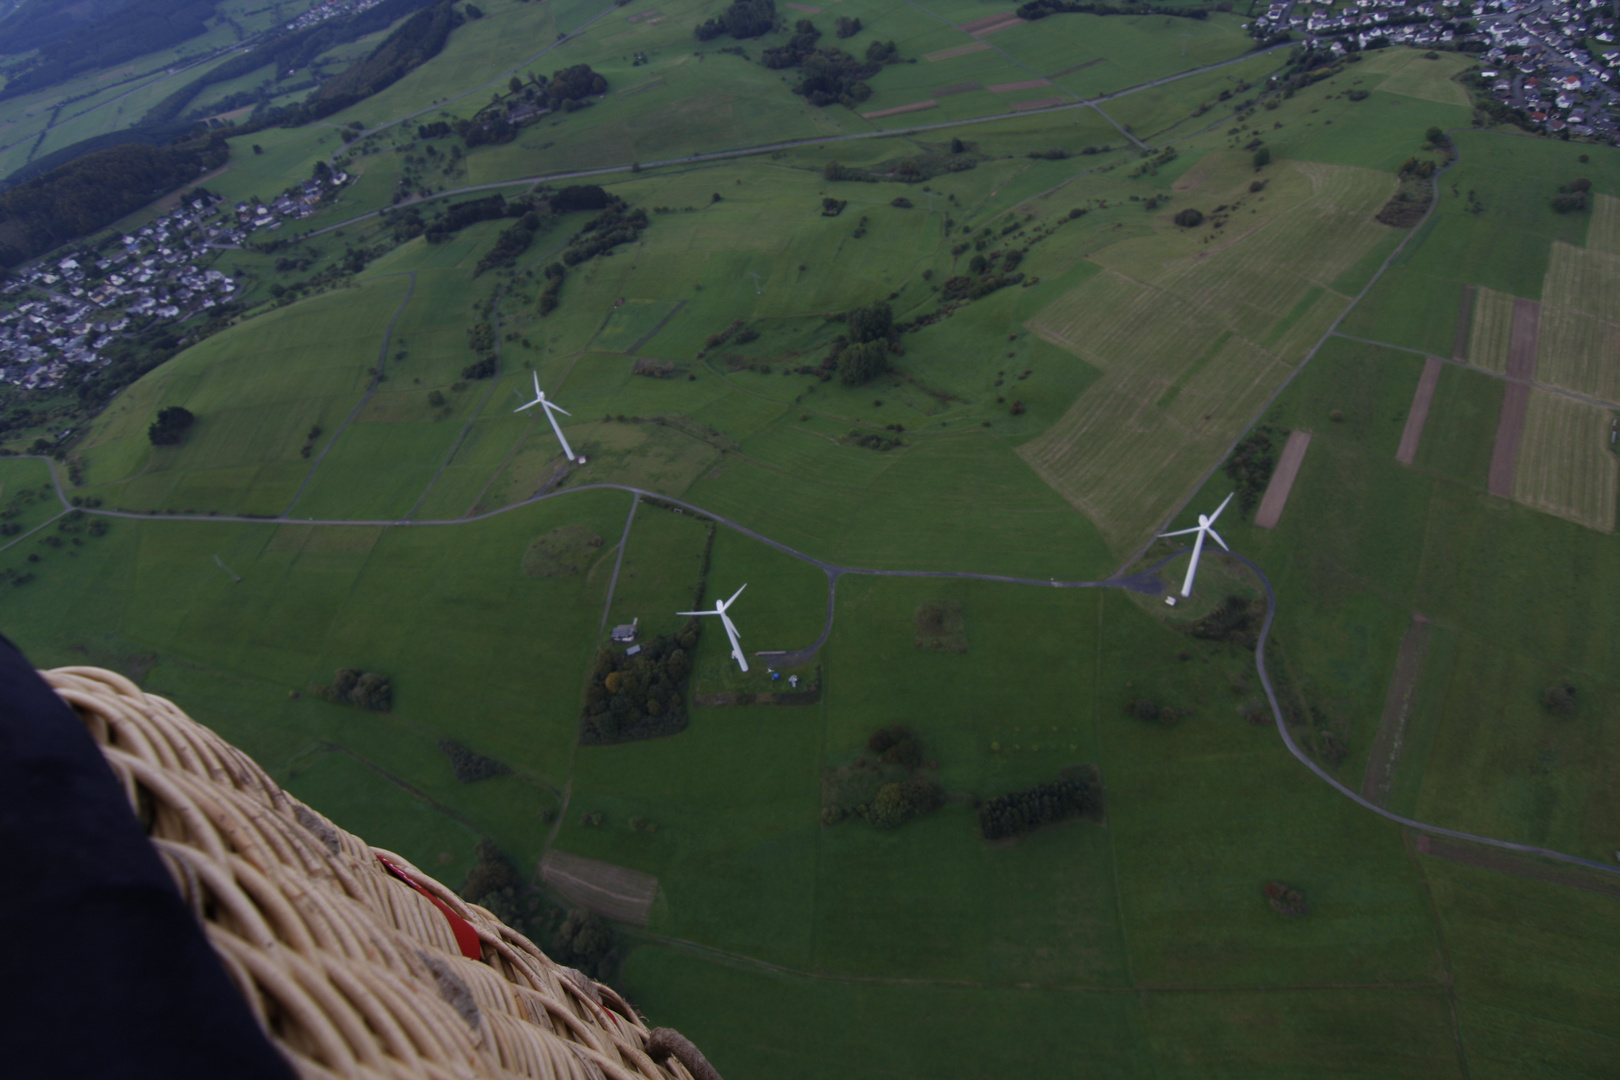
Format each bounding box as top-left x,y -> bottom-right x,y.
7,453 -> 1617,881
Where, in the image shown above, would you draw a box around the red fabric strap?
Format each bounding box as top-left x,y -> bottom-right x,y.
376,855 -> 483,961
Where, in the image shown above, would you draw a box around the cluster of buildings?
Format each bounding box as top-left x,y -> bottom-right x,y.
284,0 -> 389,34
0,172 -> 346,392
1253,0 -> 1620,139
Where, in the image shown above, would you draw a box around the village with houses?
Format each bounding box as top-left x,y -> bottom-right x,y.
1256,0 -> 1620,138
0,171 -> 348,392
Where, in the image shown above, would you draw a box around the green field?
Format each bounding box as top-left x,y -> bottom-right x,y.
5,12 -> 1620,1076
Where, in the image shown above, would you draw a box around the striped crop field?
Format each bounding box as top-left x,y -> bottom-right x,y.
1510,389 -> 1618,532
1020,162 -> 1394,554
1467,286 -> 1517,375
1535,241 -> 1620,405
1586,193 -> 1620,256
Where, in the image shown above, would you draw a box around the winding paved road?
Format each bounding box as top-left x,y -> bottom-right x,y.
10,453 -> 1617,880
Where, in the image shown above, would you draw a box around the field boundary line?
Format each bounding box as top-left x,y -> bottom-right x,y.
282,272 -> 416,518
1334,331 -> 1620,411
1486,299 -> 1540,498
0,507 -> 67,556
623,928 -> 1454,992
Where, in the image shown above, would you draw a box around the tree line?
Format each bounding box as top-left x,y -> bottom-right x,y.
0,135 -> 228,267
978,774 -> 1096,840
0,0 -> 222,103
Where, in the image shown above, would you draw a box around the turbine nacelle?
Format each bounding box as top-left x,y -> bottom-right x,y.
514,371 -> 576,462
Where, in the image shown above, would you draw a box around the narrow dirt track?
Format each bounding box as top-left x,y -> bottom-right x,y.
1361,615 -> 1432,805
1452,283 -> 1476,361
1254,431 -> 1312,529
1487,299 -> 1540,497
1396,357 -> 1444,465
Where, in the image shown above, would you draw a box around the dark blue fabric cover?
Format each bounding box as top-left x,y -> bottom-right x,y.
0,634 -> 294,1079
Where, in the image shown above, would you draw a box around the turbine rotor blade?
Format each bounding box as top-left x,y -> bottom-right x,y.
1209,528 -> 1230,552
1160,525 -> 1202,537
720,612 -> 747,672
676,609 -> 718,617
726,583 -> 747,607
1209,491 -> 1235,522
532,371 -> 542,396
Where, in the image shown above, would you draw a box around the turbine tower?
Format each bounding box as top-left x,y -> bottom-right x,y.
677,584 -> 749,672
1159,492 -> 1234,599
514,371 -> 576,463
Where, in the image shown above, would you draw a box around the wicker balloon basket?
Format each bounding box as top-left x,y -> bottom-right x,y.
44,666 -> 718,1080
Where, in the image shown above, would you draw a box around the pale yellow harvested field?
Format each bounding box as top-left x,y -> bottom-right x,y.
1586,193 -> 1620,255
1511,389 -> 1617,532
1536,241 -> 1620,405
1373,49 -> 1472,106
1467,286 -> 1516,374
1155,162 -> 1395,344
1020,162 -> 1394,553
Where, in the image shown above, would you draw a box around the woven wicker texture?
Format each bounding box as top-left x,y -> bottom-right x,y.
45,666 -> 718,1080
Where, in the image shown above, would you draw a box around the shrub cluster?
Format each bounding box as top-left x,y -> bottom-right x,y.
868,777 -> 945,828
1542,682 -> 1577,715
1191,594 -> 1261,647
579,621 -> 701,744
868,724 -> 924,767
462,839 -> 522,903
551,909 -> 615,982
315,668 -> 393,711
978,775 -> 1095,840
437,740 -> 511,783
1264,881 -> 1307,915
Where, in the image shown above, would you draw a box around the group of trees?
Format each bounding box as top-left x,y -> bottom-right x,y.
1018,0 -> 1218,20
300,0 -> 461,122
0,135 -> 228,267
475,210 -> 552,275
1552,177 -> 1592,213
0,0 -> 221,103
560,201 -> 649,266
146,406 -> 196,447
977,774 -> 1096,840
315,668 -> 393,712
694,0 -> 777,40
1223,424 -> 1278,512
829,299 -> 895,385
579,621 -> 702,745
462,64 -> 608,146
437,739 -> 511,782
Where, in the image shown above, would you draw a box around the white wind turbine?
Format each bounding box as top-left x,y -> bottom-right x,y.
677,584 -> 750,672
514,371 -> 576,462
1159,492 -> 1234,599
